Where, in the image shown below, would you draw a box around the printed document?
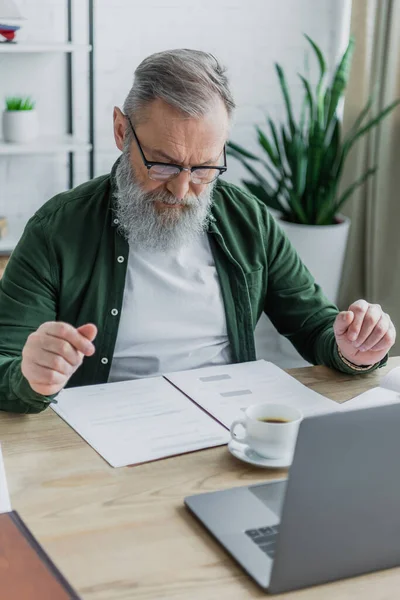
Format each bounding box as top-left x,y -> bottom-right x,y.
52,376 -> 229,467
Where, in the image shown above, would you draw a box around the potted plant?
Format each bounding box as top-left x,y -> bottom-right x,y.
2,96 -> 38,143
227,35 -> 400,305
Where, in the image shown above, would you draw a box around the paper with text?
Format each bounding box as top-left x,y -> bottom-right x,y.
165,360 -> 338,428
0,444 -> 11,513
52,377 -> 229,468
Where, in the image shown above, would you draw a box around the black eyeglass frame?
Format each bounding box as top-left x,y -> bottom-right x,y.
124,114 -> 227,182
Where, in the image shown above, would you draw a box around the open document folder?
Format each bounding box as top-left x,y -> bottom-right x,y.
51,360 -> 339,468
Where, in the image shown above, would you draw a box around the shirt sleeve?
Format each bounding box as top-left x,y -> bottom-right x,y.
262,208 -> 387,375
0,216 -> 58,413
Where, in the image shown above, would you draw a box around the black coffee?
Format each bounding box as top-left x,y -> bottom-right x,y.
257,417 -> 290,424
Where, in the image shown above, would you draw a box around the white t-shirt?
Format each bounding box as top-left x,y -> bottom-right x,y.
108,233 -> 231,382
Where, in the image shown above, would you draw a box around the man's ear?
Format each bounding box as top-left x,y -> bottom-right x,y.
113,106 -> 126,152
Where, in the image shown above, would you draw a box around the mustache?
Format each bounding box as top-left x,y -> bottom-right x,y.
143,188 -> 199,207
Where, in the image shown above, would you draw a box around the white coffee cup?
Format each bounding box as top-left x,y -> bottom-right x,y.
230,403 -> 303,459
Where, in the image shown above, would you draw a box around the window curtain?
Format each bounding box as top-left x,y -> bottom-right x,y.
339,0 -> 400,353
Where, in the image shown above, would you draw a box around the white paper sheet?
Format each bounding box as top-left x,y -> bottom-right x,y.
339,387 -> 400,411
338,366 -> 400,412
380,366 -> 400,393
0,444 -> 11,513
52,376 -> 229,468
165,360 -> 338,428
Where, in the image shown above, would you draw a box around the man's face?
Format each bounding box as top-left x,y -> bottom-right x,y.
112,98 -> 230,252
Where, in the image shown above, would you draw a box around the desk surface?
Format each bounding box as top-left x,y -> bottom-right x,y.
1,358 -> 400,600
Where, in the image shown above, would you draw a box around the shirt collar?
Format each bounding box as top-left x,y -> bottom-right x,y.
109,157 -> 122,227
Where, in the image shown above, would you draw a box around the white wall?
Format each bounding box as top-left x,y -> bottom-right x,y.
0,0 -> 349,240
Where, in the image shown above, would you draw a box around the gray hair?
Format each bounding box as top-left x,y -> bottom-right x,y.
123,48 -> 235,124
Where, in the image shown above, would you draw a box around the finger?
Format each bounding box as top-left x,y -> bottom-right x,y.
353,304 -> 383,347
345,300 -> 373,342
368,322 -> 396,353
346,300 -> 370,341
39,322 -> 95,356
334,311 -> 355,337
77,323 -> 97,343
357,314 -> 390,352
40,334 -> 82,368
29,349 -> 76,377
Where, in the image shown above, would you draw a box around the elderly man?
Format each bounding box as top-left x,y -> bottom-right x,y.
0,49 -> 396,413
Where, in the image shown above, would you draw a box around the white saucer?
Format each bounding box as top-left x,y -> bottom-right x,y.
228,439 -> 293,469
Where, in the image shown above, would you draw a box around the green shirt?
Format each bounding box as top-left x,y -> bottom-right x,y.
0,160 -> 385,413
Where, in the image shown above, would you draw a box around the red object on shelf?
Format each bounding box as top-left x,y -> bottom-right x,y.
0,28 -> 16,41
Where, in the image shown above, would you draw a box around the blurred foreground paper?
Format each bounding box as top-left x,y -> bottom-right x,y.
0,443 -> 11,513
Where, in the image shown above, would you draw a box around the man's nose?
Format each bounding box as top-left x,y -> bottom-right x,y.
166,170 -> 191,201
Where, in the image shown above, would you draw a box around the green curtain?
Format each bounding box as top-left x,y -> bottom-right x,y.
339,0 -> 400,353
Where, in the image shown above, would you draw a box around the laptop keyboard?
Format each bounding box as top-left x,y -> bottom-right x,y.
245,525 -> 280,559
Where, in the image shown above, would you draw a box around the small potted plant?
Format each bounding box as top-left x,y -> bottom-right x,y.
2,96 -> 38,143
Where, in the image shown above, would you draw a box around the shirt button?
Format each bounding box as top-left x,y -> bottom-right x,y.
117,256 -> 124,263
113,218 -> 119,225
101,357 -> 108,365
111,308 -> 118,316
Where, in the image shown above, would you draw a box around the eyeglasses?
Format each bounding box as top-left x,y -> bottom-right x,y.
125,114 -> 227,184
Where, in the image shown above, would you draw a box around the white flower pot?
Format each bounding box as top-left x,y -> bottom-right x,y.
278,215 -> 351,303
276,215 -> 351,357
2,109 -> 39,143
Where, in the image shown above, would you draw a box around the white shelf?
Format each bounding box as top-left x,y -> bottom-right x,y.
0,135 -> 92,155
0,42 -> 92,53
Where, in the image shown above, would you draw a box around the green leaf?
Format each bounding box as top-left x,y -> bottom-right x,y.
233,155 -> 277,197
304,34 -> 326,80
299,95 -> 308,135
299,75 -> 315,121
335,167 -> 377,213
327,37 -> 355,125
304,35 -> 326,127
256,126 -> 279,167
286,190 -> 309,224
242,180 -> 288,215
226,141 -> 259,161
317,167 -> 376,224
267,118 -> 282,157
323,88 -> 331,128
347,92 -> 375,138
344,98 -> 400,151
228,140 -> 283,185
275,63 -> 297,136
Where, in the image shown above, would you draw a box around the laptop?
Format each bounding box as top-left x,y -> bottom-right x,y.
185,403 -> 400,593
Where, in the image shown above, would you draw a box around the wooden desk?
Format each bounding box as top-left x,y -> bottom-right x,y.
1,358 -> 400,599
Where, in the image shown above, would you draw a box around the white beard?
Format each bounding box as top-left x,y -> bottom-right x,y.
114,149 -> 215,252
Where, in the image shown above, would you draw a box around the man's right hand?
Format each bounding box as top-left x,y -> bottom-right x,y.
21,322 -> 98,396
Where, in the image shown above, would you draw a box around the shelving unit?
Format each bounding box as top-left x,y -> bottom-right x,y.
0,0 -> 95,253
0,42 -> 91,53
0,135 -> 92,155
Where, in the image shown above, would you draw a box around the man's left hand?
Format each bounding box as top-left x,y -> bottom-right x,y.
334,300 -> 396,367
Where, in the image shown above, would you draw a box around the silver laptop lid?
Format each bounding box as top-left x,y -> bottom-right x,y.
269,402 -> 400,593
